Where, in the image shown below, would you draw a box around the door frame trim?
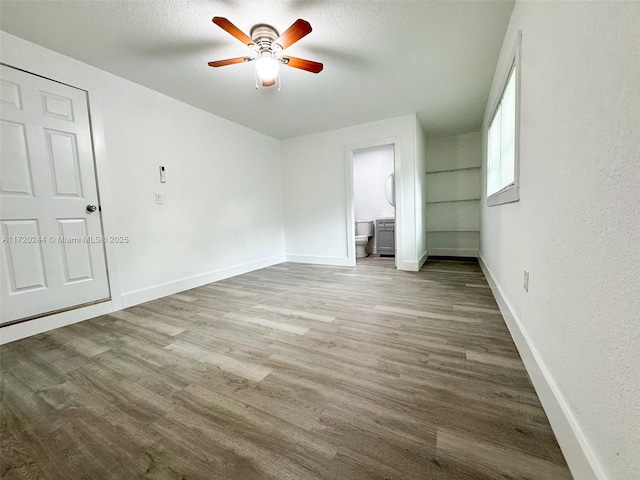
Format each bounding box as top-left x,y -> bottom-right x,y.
344,137 -> 402,267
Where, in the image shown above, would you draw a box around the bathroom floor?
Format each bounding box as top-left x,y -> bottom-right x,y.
356,254 -> 395,266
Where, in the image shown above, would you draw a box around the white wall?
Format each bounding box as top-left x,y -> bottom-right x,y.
480,3 -> 640,480
102,81 -> 284,301
0,32 -> 285,341
414,119 -> 428,265
353,146 -> 395,223
426,131 -> 481,257
280,114 -> 422,270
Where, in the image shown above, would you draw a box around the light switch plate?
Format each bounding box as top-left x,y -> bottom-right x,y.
155,192 -> 165,204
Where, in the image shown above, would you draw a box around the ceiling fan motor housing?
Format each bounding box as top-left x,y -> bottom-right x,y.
250,24 -> 280,53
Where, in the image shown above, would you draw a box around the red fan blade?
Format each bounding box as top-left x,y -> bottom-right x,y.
212,17 -> 254,47
274,19 -> 312,50
262,78 -> 276,87
208,57 -> 253,67
281,56 -> 323,74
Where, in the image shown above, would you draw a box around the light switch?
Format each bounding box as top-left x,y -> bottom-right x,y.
155,192 -> 165,204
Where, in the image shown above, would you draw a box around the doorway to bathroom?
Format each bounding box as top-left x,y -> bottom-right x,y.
345,139 -> 400,268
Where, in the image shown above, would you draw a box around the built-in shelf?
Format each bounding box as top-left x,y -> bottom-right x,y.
425,165 -> 481,175
426,198 -> 480,205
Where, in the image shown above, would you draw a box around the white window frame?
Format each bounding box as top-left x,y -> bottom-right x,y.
487,30 -> 522,207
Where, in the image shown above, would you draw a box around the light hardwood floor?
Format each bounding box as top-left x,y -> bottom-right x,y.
0,258 -> 572,479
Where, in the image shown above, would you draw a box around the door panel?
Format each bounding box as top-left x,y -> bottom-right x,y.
0,65 -> 110,325
0,120 -> 34,195
0,79 -> 22,109
1,219 -> 47,291
41,91 -> 75,121
57,218 -> 94,283
46,129 -> 83,196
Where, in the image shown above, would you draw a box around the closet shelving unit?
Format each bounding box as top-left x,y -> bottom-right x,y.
426,165 -> 481,257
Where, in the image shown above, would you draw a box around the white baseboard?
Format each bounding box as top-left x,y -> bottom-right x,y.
419,249 -> 429,270
121,254 -> 286,308
398,250 -> 430,272
428,248 -> 478,257
0,300 -> 114,345
478,253 -> 606,480
397,260 -> 419,272
285,254 -> 352,267
1,254 -> 286,345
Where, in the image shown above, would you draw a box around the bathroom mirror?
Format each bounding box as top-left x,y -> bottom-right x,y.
385,173 -> 395,207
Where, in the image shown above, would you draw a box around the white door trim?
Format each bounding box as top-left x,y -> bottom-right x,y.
344,137 -> 402,267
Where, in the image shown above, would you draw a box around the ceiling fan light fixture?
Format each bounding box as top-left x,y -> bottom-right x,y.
209,17 -> 322,89
255,53 -> 280,83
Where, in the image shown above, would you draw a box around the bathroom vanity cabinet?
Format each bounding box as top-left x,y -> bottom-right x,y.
376,218 -> 395,256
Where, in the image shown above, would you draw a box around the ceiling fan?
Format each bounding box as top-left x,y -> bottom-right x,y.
208,17 -> 323,88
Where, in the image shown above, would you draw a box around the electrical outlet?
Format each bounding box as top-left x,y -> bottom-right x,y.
523,270 -> 529,292
155,192 -> 165,204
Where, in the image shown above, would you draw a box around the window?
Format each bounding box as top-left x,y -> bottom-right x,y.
487,31 -> 521,206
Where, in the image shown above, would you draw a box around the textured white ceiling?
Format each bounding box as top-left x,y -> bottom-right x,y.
0,0 -> 514,139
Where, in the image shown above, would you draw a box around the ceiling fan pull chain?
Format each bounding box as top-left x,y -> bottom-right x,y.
278,69 -> 283,92
254,69 -> 259,90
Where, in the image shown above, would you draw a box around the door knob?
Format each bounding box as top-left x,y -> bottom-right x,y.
86,204 -> 97,213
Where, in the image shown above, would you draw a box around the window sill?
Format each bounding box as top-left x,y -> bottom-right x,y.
487,186 -> 519,206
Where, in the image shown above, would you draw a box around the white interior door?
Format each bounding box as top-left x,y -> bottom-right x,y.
0,65 -> 110,325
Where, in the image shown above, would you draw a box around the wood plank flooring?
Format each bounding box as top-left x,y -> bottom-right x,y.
0,258 -> 573,479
